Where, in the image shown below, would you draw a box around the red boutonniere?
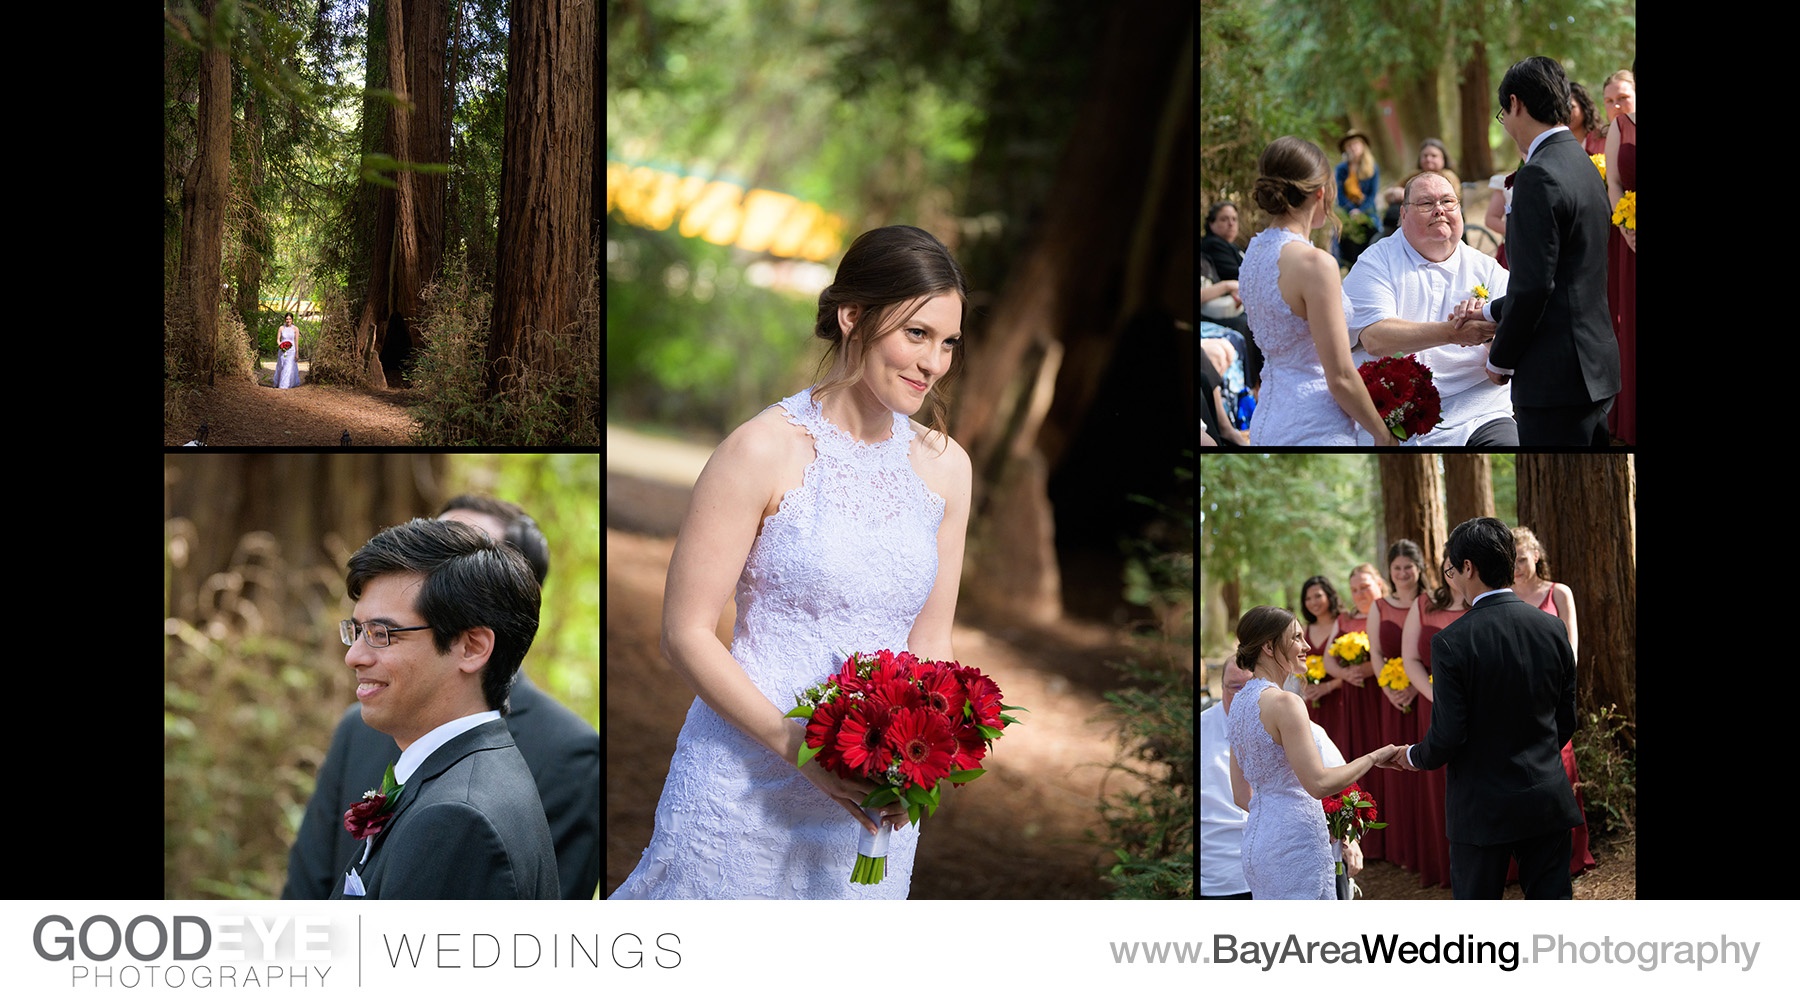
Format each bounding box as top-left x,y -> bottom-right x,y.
1503,171 -> 1516,189
343,763 -> 404,840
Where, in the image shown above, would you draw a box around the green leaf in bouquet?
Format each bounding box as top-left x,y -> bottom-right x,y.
861,786 -> 900,809
783,704 -> 815,719
797,744 -> 821,769
977,723 -> 1005,740
948,768 -> 985,784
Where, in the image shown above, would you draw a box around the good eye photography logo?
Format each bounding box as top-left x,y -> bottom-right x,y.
32,913 -> 337,989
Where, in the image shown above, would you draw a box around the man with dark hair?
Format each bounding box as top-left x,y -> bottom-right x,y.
323,518 -> 557,898
1384,517 -> 1582,899
1453,55 -> 1620,446
286,499 -> 600,900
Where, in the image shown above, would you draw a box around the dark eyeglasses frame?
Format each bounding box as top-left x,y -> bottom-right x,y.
340,619 -> 432,648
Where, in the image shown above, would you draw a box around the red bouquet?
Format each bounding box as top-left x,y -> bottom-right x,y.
1323,783 -> 1385,891
280,341 -> 293,351
786,649 -> 1022,884
1357,354 -> 1443,441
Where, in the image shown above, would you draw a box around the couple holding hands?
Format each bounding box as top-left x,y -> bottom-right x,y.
1226,517 -> 1582,900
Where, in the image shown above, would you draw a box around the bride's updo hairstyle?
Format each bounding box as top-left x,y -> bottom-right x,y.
1234,604 -> 1297,673
812,225 -> 968,443
1251,136 -> 1340,239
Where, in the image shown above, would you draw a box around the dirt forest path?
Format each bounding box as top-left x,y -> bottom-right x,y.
165,363 -> 423,447
605,425 -> 1159,898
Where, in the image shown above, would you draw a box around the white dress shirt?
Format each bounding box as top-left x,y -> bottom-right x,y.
1344,231 -> 1513,445
395,710 -> 503,784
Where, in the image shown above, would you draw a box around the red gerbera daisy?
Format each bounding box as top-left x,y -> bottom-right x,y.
883,708 -> 956,789
836,701 -> 894,777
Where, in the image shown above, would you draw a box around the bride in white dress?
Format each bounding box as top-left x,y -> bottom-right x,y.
1239,137 -> 1396,446
610,226 -> 974,899
1227,605 -> 1400,899
275,313 -> 301,389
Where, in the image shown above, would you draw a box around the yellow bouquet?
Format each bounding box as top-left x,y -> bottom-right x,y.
1377,657 -> 1412,712
1305,654 -> 1327,683
1612,190 -> 1635,230
1303,654 -> 1329,706
1590,153 -> 1605,182
1329,631 -> 1370,666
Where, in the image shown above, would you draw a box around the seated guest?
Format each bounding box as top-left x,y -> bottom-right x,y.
1344,170 -> 1517,447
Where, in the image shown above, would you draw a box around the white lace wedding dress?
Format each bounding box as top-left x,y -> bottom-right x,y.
1239,227 -> 1357,444
1226,676 -> 1333,899
610,387 -> 946,899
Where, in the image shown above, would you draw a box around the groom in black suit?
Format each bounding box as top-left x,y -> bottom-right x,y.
1387,517 -> 1581,899
327,518 -> 559,899
1459,57 -> 1619,446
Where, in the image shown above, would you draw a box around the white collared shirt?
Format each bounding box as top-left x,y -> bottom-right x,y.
1344,231 -> 1512,445
395,710 -> 502,784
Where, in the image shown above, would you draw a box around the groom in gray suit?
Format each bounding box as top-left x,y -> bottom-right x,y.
328,518 -> 558,899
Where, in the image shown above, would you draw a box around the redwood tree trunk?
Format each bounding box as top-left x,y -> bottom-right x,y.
177,0 -> 230,381
486,0 -> 596,396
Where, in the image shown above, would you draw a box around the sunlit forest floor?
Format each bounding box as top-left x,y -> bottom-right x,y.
606,429 -> 1155,898
165,365 -> 423,446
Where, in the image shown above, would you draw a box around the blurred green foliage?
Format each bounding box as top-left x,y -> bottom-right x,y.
164,455 -> 598,899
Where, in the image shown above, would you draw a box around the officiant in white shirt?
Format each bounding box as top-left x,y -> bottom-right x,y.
1345,171 -> 1517,447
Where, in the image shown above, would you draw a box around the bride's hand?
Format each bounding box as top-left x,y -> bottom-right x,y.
798,761 -> 907,833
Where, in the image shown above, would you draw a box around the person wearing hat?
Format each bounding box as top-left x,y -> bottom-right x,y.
1334,130 -> 1382,265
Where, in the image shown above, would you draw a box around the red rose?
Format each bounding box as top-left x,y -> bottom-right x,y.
343,792 -> 394,840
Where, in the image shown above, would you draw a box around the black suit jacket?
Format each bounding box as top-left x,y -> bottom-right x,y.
1486,129 -> 1620,408
326,718 -> 558,899
285,673 -> 600,899
1412,591 -> 1582,847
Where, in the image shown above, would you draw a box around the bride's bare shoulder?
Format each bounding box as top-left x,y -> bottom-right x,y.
710,403 -> 812,474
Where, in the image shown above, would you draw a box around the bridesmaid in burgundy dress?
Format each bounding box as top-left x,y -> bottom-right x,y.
1333,564 -> 1386,859
1508,528 -> 1597,879
1298,576 -> 1350,756
1602,70 -> 1636,445
1370,541 -> 1427,873
1398,560 -> 1467,888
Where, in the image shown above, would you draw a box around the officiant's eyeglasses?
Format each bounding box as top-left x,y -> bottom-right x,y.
1409,197 -> 1460,214
340,619 -> 432,648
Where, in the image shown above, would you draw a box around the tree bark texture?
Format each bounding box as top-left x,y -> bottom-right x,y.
486,0 -> 597,398
1378,453 -> 1447,588
1443,454 -> 1495,527
1515,454 -> 1636,730
950,2 -> 1191,622
177,0 -> 231,380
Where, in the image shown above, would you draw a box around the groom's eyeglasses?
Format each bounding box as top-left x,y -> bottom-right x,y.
340,619 -> 432,648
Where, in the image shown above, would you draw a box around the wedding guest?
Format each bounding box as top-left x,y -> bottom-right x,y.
1202,201 -> 1246,282
1381,140 -> 1462,239
1603,64 -> 1636,445
1483,168 -> 1512,267
1344,170 -> 1517,446
1396,553 -> 1467,888
1203,661 -> 1362,898
284,496 -> 601,900
1507,527 -> 1597,880
1334,130 -> 1382,265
